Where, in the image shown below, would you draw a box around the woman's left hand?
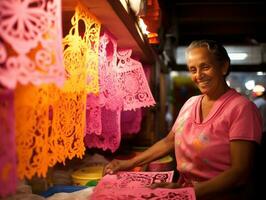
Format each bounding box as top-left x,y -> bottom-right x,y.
150,182 -> 180,189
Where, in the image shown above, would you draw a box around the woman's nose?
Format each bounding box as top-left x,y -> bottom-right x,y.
195,70 -> 203,79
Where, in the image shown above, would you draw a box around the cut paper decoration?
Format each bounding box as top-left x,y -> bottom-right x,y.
92,187 -> 196,200
62,2 -> 101,94
85,31 -> 122,152
15,85 -> 86,179
91,171 -> 196,200
86,94 -> 102,135
92,171 -> 174,194
0,0 -> 65,89
115,49 -> 156,110
86,30 -> 122,136
14,2 -> 101,179
0,89 -> 17,197
115,171 -> 174,188
85,107 -> 121,153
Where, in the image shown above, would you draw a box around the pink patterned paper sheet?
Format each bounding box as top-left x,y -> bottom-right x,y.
115,49 -> 156,111
91,171 -> 196,200
91,187 -> 196,200
86,31 -> 122,136
85,107 -> 121,153
93,171 -> 173,192
85,31 -> 123,152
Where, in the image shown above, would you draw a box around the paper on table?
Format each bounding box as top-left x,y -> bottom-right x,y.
91,171 -> 196,200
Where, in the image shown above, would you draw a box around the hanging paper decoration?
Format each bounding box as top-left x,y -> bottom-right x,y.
91,171 -> 195,200
15,2 -> 101,179
85,107 -> 121,152
0,0 -> 65,89
86,94 -> 102,135
85,31 -> 122,152
86,31 -> 122,134
61,2 -> 100,94
115,49 -> 155,110
0,89 -> 17,197
121,109 -> 142,134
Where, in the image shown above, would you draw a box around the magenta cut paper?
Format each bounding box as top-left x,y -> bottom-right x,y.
98,31 -> 123,111
121,109 -> 142,134
85,31 -> 122,152
85,107 -> 121,152
91,171 -> 196,200
0,0 -> 65,89
86,94 -> 102,135
91,187 -> 196,200
116,171 -> 174,188
0,89 -> 17,197
115,49 -> 156,111
94,171 -> 173,191
86,31 -> 122,135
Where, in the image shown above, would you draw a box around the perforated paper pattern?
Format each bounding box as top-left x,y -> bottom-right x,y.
14,84 -> 86,179
62,2 -> 101,94
0,89 -> 17,197
0,0 -> 65,89
86,31 -> 122,135
85,31 -> 122,152
14,2 -> 102,179
92,187 -> 196,200
91,172 -> 195,200
115,49 -> 155,110
85,107 -> 121,152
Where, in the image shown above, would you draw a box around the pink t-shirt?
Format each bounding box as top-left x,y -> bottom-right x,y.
172,89 -> 262,185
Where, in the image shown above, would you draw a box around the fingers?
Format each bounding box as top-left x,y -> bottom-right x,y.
103,167 -> 113,175
103,160 -> 120,175
103,163 -> 112,176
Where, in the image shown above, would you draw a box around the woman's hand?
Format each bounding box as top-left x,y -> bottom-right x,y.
103,159 -> 134,175
150,182 -> 181,189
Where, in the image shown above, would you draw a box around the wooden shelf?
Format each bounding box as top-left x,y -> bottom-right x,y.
62,0 -> 155,64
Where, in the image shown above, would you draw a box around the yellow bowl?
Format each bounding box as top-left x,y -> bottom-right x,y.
71,166 -> 103,186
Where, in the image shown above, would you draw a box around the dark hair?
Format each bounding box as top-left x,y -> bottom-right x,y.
185,40 -> 231,77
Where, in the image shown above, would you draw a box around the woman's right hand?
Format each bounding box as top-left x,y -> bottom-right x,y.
103,159 -> 134,175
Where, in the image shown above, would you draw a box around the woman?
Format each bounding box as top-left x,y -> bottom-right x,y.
103,40 -> 262,200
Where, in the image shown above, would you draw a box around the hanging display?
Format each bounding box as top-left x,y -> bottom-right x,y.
85,30 -> 123,152
115,49 -> 155,110
14,2 -> 101,179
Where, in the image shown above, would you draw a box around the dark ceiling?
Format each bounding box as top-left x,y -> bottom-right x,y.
158,0 -> 266,46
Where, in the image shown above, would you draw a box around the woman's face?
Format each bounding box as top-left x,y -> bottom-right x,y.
186,47 -> 228,96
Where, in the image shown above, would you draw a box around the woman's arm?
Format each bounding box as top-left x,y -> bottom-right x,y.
103,130 -> 175,174
131,130 -> 175,166
194,140 -> 256,200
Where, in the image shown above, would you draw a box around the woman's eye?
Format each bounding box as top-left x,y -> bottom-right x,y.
203,65 -> 209,70
189,68 -> 196,73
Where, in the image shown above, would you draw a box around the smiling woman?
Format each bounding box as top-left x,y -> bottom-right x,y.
103,40 -> 262,200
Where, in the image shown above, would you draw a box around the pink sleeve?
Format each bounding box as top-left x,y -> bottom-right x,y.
229,100 -> 262,143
